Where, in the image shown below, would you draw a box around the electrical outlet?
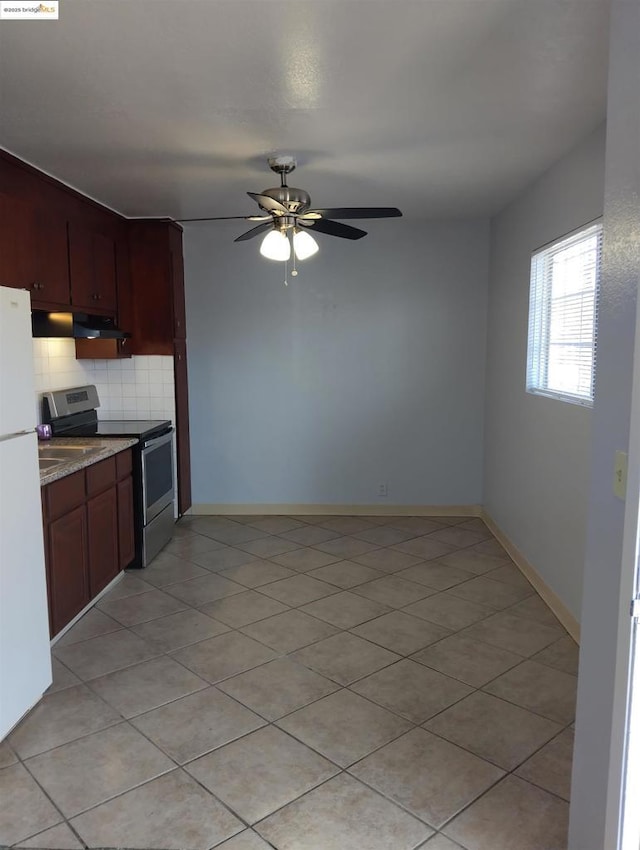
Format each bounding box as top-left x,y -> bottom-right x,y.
614,451 -> 628,500
377,482 -> 388,498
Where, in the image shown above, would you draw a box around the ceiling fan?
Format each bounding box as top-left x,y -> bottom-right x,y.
176,155 -> 402,265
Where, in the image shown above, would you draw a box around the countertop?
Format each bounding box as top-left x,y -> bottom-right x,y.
39,437 -> 138,487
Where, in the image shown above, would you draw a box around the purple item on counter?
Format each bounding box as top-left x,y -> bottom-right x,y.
36,424 -> 52,440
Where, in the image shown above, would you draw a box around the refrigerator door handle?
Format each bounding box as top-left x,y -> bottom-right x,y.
0,428 -> 37,442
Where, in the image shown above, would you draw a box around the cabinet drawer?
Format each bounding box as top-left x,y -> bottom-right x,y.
116,448 -> 133,479
46,469 -> 85,520
86,456 -> 116,496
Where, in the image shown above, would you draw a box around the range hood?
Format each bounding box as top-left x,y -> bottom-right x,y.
32,311 -> 131,340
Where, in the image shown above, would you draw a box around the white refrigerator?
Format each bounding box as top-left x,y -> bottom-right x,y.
0,285 -> 52,740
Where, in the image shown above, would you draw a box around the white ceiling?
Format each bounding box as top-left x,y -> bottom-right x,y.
0,0 -> 610,220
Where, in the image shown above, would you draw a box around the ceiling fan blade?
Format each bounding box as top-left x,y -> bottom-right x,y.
247,192 -> 289,216
234,222 -> 274,242
176,215 -> 271,222
300,207 -> 402,220
299,219 -> 367,240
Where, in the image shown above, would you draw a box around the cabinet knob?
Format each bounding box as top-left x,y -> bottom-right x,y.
32,282 -> 44,291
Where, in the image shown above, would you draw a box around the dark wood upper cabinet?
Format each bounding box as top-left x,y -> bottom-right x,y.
92,230 -> 118,312
128,220 -> 186,354
33,208 -> 72,309
0,195 -> 72,310
68,221 -> 118,314
0,192 -> 37,290
170,226 -> 186,340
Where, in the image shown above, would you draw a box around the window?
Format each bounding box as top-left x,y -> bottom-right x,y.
527,221 -> 603,406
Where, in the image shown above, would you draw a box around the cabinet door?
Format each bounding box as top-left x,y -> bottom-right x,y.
92,230 -> 117,312
117,475 -> 135,569
174,339 -> 192,515
169,227 -> 186,340
69,221 -> 117,314
87,486 -> 119,597
32,209 -> 71,309
0,192 -> 36,290
48,505 -> 89,636
68,219 -> 93,310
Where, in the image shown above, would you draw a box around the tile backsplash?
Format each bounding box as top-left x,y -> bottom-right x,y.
33,339 -> 175,423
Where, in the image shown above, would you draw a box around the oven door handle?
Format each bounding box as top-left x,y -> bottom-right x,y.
142,430 -> 173,451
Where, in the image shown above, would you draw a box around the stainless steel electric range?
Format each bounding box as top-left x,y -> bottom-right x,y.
42,385 -> 174,567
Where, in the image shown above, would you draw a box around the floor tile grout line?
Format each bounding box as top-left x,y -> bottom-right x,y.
474,671 -> 576,726
417,697 -> 567,775
14,810 -> 89,850
52,635 -> 165,682
499,725 -> 574,800
342,669 -> 477,727
399,600 -> 570,658
345,757 -> 499,834
184,744 -> 344,830
16,753 -> 85,843
436,772 -> 571,843
406,627 -> 576,695
29,747 -> 183,834
246,765 -> 433,840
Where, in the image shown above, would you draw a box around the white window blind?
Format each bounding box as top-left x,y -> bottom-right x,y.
527,221 -> 603,407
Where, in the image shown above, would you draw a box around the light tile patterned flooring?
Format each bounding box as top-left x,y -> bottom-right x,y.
2,514 -> 578,850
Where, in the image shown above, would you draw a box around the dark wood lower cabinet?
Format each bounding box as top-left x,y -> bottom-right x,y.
43,449 -> 135,638
87,487 -> 119,597
48,505 -> 90,637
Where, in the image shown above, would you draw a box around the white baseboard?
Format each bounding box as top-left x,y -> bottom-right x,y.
191,503 -> 484,518
482,510 -> 580,644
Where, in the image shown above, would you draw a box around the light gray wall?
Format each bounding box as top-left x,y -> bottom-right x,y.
183,218 -> 489,507
570,2 -> 640,845
483,125 -> 606,620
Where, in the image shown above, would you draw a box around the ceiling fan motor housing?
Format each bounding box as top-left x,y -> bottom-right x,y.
261,185 -> 311,215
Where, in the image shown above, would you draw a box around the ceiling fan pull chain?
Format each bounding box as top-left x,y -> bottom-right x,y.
284,256 -> 288,287
291,232 -> 298,278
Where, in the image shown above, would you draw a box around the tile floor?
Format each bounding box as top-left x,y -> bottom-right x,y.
2,514 -> 579,850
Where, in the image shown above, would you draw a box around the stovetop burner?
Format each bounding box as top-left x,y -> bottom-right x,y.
68,419 -> 172,439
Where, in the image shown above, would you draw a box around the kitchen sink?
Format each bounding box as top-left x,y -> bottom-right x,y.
39,446 -> 101,460
38,445 -> 104,472
39,458 -> 63,470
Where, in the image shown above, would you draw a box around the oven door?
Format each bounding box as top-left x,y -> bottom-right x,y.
141,431 -> 174,524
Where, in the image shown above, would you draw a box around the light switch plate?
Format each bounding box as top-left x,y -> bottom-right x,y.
614,450 -> 628,500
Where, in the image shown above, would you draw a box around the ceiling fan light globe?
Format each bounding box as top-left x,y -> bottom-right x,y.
260,230 -> 291,261
293,229 -> 319,260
